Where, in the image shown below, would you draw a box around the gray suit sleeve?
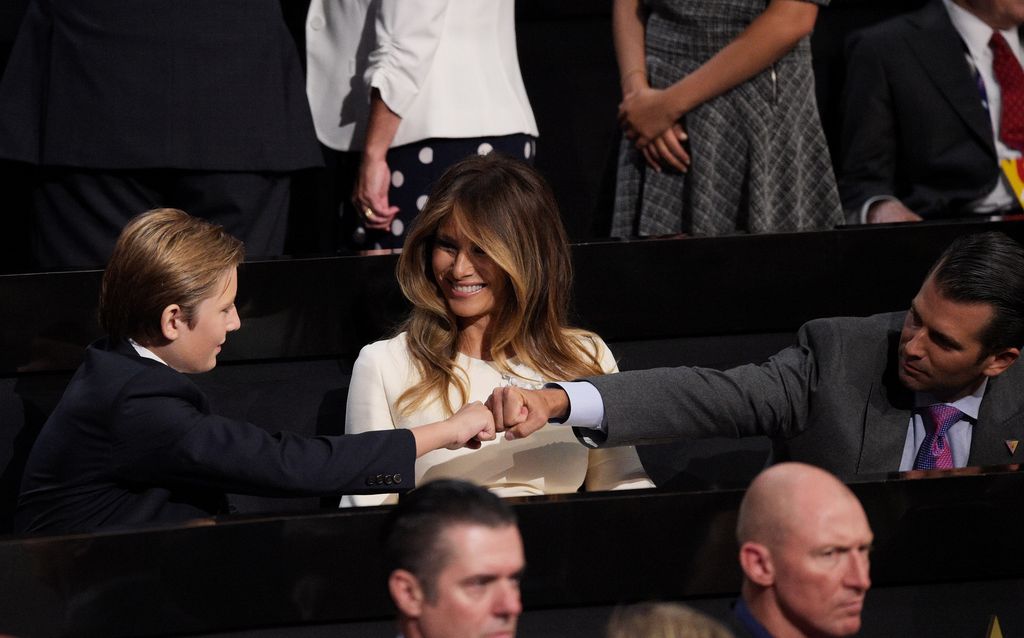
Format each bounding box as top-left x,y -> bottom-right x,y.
583,321 -> 838,448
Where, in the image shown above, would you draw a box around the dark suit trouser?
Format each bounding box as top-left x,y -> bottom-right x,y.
31,168 -> 291,269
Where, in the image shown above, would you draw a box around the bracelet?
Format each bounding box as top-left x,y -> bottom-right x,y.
620,67 -> 646,85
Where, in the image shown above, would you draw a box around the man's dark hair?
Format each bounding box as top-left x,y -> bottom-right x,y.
927,231 -> 1024,353
381,479 -> 517,601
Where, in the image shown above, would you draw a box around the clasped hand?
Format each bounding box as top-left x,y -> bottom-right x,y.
619,87 -> 690,173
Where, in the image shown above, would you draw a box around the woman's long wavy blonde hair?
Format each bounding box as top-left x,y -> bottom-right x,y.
395,153 -> 605,416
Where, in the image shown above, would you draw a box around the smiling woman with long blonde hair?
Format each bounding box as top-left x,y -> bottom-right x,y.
342,153 -> 653,506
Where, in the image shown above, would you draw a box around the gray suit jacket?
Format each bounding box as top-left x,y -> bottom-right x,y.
584,312 -> 1024,478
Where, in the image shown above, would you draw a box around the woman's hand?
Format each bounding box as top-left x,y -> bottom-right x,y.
640,123 -> 690,173
354,89 -> 403,231
354,156 -> 400,231
618,0 -> 821,158
619,86 -> 681,148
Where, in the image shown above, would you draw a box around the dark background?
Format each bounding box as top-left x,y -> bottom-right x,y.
0,0 -> 929,273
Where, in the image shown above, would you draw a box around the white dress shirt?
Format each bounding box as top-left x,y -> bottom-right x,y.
129,339 -> 169,367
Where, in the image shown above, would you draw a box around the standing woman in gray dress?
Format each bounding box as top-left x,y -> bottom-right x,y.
611,0 -> 843,238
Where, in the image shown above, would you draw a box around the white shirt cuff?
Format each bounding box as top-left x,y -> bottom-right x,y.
546,381 -> 606,432
860,195 -> 898,224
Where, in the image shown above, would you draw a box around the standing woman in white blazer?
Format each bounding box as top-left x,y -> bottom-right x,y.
307,0 -> 539,252
342,154 -> 653,506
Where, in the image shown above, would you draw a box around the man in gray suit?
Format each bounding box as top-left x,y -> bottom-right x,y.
487,231 -> 1024,478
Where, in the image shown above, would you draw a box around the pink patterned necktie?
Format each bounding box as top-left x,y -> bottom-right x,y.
912,404 -> 964,470
990,31 -> 1024,151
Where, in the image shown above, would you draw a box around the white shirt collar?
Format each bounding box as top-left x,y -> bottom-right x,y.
128,338 -> 169,367
914,376 -> 988,422
944,0 -> 1022,66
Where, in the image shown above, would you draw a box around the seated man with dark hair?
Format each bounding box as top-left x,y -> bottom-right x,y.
15,209 -> 495,534
489,230 -> 1024,477
730,462 -> 872,638
382,478 -> 524,638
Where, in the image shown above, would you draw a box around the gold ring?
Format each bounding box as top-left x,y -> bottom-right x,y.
362,206 -> 374,220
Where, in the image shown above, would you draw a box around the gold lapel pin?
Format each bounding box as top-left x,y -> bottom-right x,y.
986,615 -> 1003,638
1005,440 -> 1019,455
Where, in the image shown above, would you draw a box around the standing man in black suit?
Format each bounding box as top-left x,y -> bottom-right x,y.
15,209 -> 495,534
839,0 -> 1024,223
0,1 -> 323,269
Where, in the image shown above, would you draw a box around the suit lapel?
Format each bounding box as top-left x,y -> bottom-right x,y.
969,369 -> 1024,466
905,1 -> 995,152
857,330 -> 914,474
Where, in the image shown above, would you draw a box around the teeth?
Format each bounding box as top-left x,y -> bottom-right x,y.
453,283 -> 483,293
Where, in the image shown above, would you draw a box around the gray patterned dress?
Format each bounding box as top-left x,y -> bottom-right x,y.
612,0 -> 843,238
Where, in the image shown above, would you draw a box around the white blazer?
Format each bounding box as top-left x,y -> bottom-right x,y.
305,0 -> 377,151
306,0 -> 538,151
341,332 -> 653,507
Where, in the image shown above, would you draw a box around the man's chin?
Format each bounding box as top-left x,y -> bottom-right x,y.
484,622 -> 517,638
837,611 -> 863,636
897,362 -> 930,393
897,368 -> 919,391
834,619 -> 862,637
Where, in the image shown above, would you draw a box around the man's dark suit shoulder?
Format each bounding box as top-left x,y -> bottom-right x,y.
846,2 -> 929,45
838,0 -> 999,219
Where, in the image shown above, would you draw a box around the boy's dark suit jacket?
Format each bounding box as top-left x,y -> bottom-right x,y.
16,339 -> 413,534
